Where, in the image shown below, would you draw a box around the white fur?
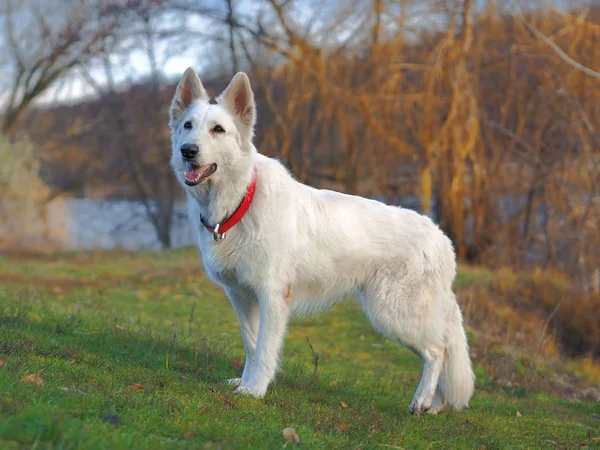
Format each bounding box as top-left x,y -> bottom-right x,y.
169,68 -> 475,414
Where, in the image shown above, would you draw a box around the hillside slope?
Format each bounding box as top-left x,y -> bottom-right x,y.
0,250 -> 598,449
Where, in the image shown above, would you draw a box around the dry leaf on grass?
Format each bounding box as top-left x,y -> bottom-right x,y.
124,383 -> 143,393
516,411 -> 522,417
22,374 -> 44,386
231,359 -> 244,370
340,401 -> 349,408
0,359 -> 6,368
282,427 -> 301,445
336,421 -> 349,432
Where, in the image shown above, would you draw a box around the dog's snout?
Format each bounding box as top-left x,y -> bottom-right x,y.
180,143 -> 199,160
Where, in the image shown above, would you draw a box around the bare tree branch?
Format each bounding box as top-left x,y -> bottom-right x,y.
522,19 -> 600,80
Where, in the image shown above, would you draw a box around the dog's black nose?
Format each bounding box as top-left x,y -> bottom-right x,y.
180,143 -> 199,160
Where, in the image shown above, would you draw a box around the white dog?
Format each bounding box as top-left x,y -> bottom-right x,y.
169,68 -> 475,414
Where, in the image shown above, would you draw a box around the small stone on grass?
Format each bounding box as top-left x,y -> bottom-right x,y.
102,414 -> 121,426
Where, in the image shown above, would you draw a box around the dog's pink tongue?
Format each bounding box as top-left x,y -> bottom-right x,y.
184,167 -> 201,182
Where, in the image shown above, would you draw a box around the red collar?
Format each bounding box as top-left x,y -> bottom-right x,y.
200,167 -> 257,241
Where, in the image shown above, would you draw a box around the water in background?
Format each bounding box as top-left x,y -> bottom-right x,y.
0,196 -> 434,251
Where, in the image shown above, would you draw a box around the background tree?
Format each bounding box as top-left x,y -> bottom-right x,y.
1,0 -> 598,289
0,0 -> 124,135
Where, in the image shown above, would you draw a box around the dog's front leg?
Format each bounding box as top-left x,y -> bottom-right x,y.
234,290 -> 290,398
225,287 -> 259,387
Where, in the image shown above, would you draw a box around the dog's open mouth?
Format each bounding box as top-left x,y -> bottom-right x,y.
183,162 -> 217,186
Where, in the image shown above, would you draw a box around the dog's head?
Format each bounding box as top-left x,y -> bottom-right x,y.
169,68 -> 256,188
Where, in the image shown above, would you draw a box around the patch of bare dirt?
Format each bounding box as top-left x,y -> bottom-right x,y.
0,248 -> 138,264
0,270 -> 188,291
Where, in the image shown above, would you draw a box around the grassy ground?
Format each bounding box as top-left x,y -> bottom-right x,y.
0,249 -> 598,449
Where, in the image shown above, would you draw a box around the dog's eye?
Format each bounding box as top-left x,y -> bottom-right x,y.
183,121 -> 192,129
213,125 -> 225,133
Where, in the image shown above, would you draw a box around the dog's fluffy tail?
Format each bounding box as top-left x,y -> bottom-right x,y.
438,297 -> 475,410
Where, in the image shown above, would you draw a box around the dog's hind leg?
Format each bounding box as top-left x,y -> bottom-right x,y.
234,287 -> 290,398
428,386 -> 445,415
401,344 -> 445,414
407,346 -> 444,414
359,265 -> 447,414
225,286 -> 260,386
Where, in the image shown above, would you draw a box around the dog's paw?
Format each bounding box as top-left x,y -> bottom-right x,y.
427,393 -> 445,415
233,385 -> 265,398
408,396 -> 432,415
426,402 -> 445,415
225,378 -> 244,387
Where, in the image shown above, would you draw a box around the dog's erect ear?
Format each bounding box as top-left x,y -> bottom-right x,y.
170,67 -> 208,126
217,72 -> 256,135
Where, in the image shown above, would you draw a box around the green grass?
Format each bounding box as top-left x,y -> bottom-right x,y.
0,250 -> 598,449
